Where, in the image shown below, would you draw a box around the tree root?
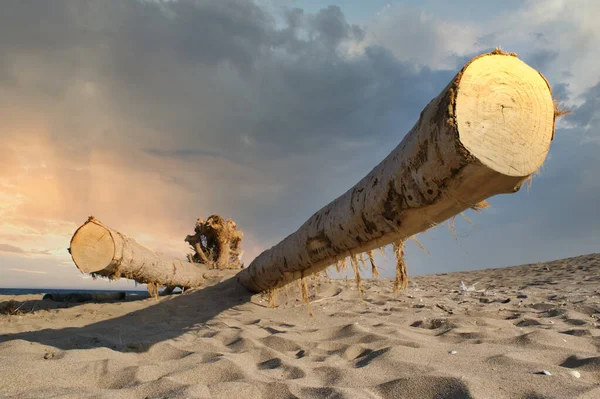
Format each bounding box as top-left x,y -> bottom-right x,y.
185,215 -> 244,269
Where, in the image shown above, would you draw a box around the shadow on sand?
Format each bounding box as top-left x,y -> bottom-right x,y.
0,276 -> 254,353
0,292 -> 151,316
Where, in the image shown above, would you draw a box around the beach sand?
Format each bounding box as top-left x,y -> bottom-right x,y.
1,254 -> 599,398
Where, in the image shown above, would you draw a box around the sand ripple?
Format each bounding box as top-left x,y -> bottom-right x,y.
1,254 -> 599,398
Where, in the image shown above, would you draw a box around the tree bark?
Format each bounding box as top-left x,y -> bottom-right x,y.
70,217 -> 209,292
237,50 -> 556,293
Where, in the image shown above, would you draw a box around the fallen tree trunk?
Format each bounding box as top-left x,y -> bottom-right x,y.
69,217 -> 210,293
237,50 -> 557,293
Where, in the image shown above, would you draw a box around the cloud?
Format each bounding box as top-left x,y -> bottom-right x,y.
482,0 -> 600,101
0,0 -> 457,250
365,5 -> 480,69
0,244 -> 25,254
366,1 -> 600,103
0,243 -> 52,256
8,268 -> 47,275
143,148 -> 230,161
564,82 -> 600,131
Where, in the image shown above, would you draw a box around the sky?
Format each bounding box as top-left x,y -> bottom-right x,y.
1,0 -> 599,290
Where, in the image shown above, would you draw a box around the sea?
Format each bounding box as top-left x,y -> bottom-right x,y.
0,288 -> 149,296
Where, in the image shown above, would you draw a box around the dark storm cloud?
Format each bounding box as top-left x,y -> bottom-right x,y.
0,0 -> 459,246
143,148 -> 230,161
564,81 -> 600,129
474,33 -> 497,48
1,0 -> 452,155
551,82 -> 570,102
524,49 -> 559,72
0,0 -> 272,68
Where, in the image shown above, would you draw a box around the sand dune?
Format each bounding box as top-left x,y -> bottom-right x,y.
1,254 -> 599,398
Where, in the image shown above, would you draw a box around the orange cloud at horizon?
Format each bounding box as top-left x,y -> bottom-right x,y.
0,107 -> 267,287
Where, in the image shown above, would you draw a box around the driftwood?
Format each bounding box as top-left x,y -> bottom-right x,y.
70,50 -> 558,302
69,215 -> 244,297
237,50 -> 557,293
42,292 -> 126,303
70,217 -> 211,297
185,215 -> 244,269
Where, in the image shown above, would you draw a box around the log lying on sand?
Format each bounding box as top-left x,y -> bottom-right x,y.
70,217 -> 210,294
237,50 -> 557,293
42,292 -> 126,303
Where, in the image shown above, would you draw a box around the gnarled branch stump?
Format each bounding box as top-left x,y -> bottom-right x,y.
185,215 -> 244,269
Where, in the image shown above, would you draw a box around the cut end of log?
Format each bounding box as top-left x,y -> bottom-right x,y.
456,53 -> 554,177
70,220 -> 115,274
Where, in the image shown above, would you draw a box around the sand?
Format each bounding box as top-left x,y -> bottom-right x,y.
1,253 -> 599,398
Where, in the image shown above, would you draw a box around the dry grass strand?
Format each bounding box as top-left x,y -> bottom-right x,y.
553,99 -> 571,119
367,250 -> 379,278
449,216 -> 458,242
471,200 -> 490,213
491,46 -> 517,57
449,201 -> 489,241
392,240 -> 408,295
410,235 -> 430,255
358,252 -> 367,270
299,274 -> 313,316
147,282 -> 159,299
340,258 -> 348,272
335,260 -> 342,273
459,212 -> 473,225
349,254 -> 363,298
